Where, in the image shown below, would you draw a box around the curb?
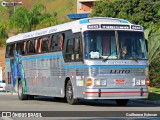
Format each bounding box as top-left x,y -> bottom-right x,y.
130,99 -> 160,105
0,92 -> 18,95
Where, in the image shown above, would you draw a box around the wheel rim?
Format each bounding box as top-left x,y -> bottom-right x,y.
66,85 -> 73,100
18,83 -> 22,97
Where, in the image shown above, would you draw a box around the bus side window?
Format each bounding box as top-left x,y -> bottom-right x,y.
27,40 -> 35,54
23,41 -> 27,55
16,42 -> 23,55
37,38 -> 42,53
65,39 -> 74,61
6,44 -> 12,58
51,34 -> 60,51
50,35 -> 55,51
59,33 -> 65,50
41,36 -> 50,53
34,38 -> 38,53
47,36 -> 51,51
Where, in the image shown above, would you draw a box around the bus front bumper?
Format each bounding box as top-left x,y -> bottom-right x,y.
83,88 -> 148,99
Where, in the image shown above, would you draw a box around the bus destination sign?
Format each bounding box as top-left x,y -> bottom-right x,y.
101,24 -> 130,29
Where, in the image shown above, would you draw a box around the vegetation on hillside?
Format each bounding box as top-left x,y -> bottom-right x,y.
9,4 -> 58,33
91,0 -> 160,87
0,0 -> 76,46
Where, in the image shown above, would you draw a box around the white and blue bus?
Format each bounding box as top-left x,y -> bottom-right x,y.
5,17 -> 149,105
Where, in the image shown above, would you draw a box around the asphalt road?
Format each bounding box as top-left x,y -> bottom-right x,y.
0,94 -> 159,120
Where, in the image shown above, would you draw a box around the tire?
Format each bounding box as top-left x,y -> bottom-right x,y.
66,80 -> 78,105
116,99 -> 128,106
27,95 -> 34,100
54,97 -> 66,102
18,80 -> 27,100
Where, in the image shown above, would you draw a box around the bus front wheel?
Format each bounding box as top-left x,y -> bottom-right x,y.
18,80 -> 27,100
66,80 -> 78,105
116,99 -> 128,106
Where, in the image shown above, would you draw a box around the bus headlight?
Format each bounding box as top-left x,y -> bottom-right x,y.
94,79 -> 101,86
101,79 -> 107,86
135,79 -> 140,86
135,79 -> 146,86
94,79 -> 107,86
140,79 -> 145,85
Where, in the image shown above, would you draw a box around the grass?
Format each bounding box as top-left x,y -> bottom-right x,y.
0,0 -> 77,23
148,86 -> 160,100
21,0 -> 76,23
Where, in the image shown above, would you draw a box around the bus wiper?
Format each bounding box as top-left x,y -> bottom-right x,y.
101,50 -> 117,62
130,55 -> 138,62
127,54 -> 138,62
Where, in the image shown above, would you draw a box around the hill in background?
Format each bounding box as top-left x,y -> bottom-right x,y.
0,0 -> 77,23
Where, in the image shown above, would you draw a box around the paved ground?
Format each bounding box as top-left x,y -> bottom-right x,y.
0,94 -> 159,120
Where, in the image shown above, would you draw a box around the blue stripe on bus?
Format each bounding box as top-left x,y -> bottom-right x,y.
22,54 -> 62,61
5,54 -> 63,62
64,65 -> 148,69
5,54 -> 148,69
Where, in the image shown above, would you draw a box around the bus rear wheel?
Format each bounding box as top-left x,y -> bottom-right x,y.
18,80 -> 27,100
66,80 -> 78,105
27,95 -> 34,100
116,99 -> 128,106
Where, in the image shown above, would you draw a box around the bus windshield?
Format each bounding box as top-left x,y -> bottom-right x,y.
84,31 -> 147,60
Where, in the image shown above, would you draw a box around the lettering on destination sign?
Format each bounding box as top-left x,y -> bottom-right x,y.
101,24 -> 130,29
131,25 -> 143,30
87,24 -> 99,29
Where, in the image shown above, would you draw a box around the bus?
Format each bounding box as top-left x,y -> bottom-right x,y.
5,17 -> 149,105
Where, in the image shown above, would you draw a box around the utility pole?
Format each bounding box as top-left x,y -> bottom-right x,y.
1,0 -> 23,33
1,0 -> 23,13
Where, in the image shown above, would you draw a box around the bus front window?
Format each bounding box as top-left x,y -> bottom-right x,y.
84,31 -> 147,60
118,31 -> 147,60
84,31 -> 117,59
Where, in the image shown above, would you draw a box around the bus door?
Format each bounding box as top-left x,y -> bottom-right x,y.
63,33 -> 83,62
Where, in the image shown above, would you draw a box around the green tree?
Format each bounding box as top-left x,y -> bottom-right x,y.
36,16 -> 58,29
10,7 -> 30,32
9,4 -> 58,32
91,0 -> 160,28
145,32 -> 160,64
30,4 -> 46,30
0,23 -> 8,47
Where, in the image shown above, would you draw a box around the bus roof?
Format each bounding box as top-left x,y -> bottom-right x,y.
6,17 -> 142,43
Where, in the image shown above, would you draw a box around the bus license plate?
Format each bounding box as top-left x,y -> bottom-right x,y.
116,80 -> 125,84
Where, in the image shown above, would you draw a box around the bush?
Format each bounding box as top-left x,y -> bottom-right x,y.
149,61 -> 160,87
